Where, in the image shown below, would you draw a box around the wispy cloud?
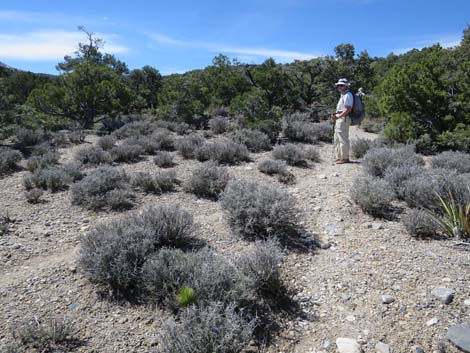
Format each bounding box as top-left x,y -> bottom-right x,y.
392,33 -> 461,54
148,32 -> 321,62
0,30 -> 128,61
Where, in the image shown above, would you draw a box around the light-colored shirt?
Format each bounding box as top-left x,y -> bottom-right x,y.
336,91 -> 354,113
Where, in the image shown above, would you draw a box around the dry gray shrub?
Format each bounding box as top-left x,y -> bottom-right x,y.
184,161 -> 230,199
175,134 -> 205,159
209,116 -> 230,134
0,147 -> 23,175
350,174 -> 395,218
74,146 -> 113,165
272,144 -> 306,166
231,129 -> 272,152
402,208 -> 440,238
196,138 -> 250,165
362,145 -> 424,177
430,150 -> 470,174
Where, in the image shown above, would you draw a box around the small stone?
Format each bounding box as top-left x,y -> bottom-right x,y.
346,315 -> 356,322
324,339 -> 331,351
464,299 -> 470,306
415,347 -> 425,353
426,317 -> 439,326
375,342 -> 391,353
68,303 -> 79,311
447,323 -> 470,352
371,223 -> 384,230
431,287 -> 455,304
320,243 -> 332,250
314,206 -> 322,212
336,337 -> 362,353
318,174 -> 327,179
381,295 -> 395,304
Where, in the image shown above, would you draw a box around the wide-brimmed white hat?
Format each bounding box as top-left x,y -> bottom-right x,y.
335,78 -> 351,87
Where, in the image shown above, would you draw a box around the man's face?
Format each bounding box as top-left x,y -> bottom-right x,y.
337,84 -> 348,93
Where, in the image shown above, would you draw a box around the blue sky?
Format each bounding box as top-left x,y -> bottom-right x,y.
0,0 -> 469,75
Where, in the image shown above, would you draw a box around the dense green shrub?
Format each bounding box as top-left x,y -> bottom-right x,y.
154,151 -> 175,168
221,179 -> 299,239
158,303 -> 255,353
230,129 -> 271,152
430,151 -> 470,174
402,208 -> 439,238
209,116 -> 230,134
79,205 -> 195,293
175,134 -> 205,159
0,147 -> 23,175
272,144 -> 306,166
74,146 -> 113,165
196,139 -> 250,165
184,162 -> 230,199
362,145 -> 424,177
350,174 -> 395,218
70,166 -> 135,211
132,170 -> 179,194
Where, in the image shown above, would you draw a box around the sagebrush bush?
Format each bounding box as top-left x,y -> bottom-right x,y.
402,169 -> 470,210
310,121 -> 334,142
70,166 -> 135,211
184,161 -> 230,199
282,113 -> 317,143
176,122 -> 191,135
142,248 -> 253,307
110,144 -> 143,163
13,317 -> 77,352
221,179 -> 300,239
96,135 -> 117,151
384,164 -> 425,199
402,208 -> 439,238
231,129 -> 272,152
0,147 -> 23,175
79,205 -> 194,293
350,174 -> 395,218
158,302 -> 255,353
113,120 -> 155,139
175,134 -> 205,159
25,152 -> 60,172
14,128 -> 46,152
237,239 -> 284,296
430,151 -> 470,174
24,167 -> 72,192
0,213 -> 11,236
351,138 -> 375,159
258,159 -> 287,176
209,116 -> 230,134
132,171 -> 179,194
67,130 -> 86,144
152,129 -> 176,151
362,145 -> 424,177
75,146 -> 113,165
25,188 -> 44,204
154,152 -> 175,168
272,144 -> 306,166
303,145 -> 321,163
196,139 -> 250,165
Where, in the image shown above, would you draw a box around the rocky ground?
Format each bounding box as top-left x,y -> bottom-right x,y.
0,126 -> 469,353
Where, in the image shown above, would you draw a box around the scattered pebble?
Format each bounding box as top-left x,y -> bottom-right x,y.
381,295 -> 395,304
431,287 -> 455,304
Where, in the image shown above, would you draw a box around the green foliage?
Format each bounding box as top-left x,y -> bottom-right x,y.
429,192 -> 470,240
176,287 -> 196,307
383,112 -> 417,143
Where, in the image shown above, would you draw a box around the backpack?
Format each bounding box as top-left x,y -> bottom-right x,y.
347,90 -> 365,126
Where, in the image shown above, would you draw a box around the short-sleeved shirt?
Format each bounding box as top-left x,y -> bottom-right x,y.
336,91 -> 354,114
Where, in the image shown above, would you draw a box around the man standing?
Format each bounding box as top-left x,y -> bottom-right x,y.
330,78 -> 353,164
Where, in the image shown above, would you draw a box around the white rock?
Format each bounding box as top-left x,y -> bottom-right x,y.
431,287 -> 455,304
336,337 -> 362,353
346,315 -> 356,322
376,342 -> 391,353
464,299 -> 470,306
426,317 -> 439,326
381,295 -> 395,304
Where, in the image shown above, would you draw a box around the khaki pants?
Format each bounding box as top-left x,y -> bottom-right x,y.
334,116 -> 351,161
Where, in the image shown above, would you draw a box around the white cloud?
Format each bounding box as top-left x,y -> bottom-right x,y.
0,30 -> 128,61
148,32 -> 321,62
392,34 -> 461,54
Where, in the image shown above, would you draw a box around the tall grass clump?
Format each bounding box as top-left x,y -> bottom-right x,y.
221,179 -> 300,239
